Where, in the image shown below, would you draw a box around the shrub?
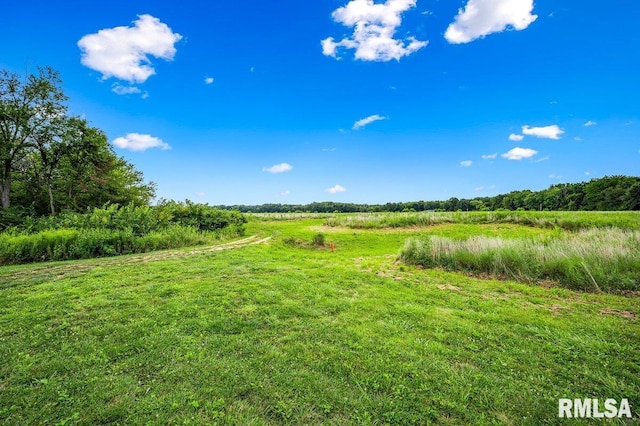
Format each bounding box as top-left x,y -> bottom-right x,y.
312,233 -> 325,247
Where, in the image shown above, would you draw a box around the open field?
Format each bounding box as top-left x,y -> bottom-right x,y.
323,211 -> 640,231
1,215 -> 639,424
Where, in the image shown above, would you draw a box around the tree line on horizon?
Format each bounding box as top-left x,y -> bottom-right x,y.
215,175 -> 640,213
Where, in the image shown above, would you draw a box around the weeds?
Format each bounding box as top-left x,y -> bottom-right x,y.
325,211 -> 640,231
399,228 -> 640,292
0,203 -> 247,265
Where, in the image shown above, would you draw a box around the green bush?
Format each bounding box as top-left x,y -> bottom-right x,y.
312,233 -> 326,246
0,202 -> 247,265
156,200 -> 247,232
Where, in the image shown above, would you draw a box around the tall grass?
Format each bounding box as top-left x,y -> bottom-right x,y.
325,211 -> 640,231
0,225 -> 231,265
0,203 -> 247,265
399,228 -> 640,293
248,212 -> 337,221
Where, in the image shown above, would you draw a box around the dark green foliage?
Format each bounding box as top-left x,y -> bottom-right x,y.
214,175 -> 640,213
156,200 -> 247,233
1,67 -> 155,216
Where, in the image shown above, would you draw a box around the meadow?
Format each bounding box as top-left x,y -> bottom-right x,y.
1,212 -> 639,424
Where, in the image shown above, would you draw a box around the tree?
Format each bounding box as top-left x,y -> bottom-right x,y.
51,119 -> 156,211
30,113 -> 71,215
0,67 -> 67,209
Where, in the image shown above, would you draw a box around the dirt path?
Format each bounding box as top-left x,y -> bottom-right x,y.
0,234 -> 272,283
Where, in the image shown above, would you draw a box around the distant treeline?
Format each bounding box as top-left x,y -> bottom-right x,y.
216,176 -> 640,213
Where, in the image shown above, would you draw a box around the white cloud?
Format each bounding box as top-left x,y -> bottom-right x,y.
460,160 -> 473,167
574,137 -> 583,141
584,120 -> 597,127
353,114 -> 387,130
322,0 -> 428,62
585,172 -> 591,176
112,84 -> 141,95
195,191 -> 206,197
501,147 -> 537,160
445,0 -> 537,44
475,184 -> 496,191
322,148 -> 337,152
522,124 -> 564,140
263,163 -> 293,174
548,173 -> 562,179
509,133 -> 524,142
534,155 -> 550,163
112,133 -> 171,152
78,14 -> 182,84
481,153 -> 497,160
204,77 -> 214,84
326,184 -> 347,194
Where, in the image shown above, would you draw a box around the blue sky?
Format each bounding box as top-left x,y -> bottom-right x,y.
1,0 -> 638,204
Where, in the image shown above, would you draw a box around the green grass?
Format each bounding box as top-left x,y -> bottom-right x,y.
1,218 -> 639,424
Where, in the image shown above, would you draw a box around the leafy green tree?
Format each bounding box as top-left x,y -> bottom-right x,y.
0,67 -> 67,209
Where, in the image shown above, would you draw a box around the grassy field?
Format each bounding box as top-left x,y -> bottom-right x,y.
324,211 -> 640,231
1,215 -> 639,424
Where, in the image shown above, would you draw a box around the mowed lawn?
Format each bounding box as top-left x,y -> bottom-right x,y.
1,219 -> 638,425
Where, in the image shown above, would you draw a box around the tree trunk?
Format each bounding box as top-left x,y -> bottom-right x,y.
0,160 -> 10,209
48,183 -> 56,216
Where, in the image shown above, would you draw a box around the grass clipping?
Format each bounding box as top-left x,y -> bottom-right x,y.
399,228 -> 640,293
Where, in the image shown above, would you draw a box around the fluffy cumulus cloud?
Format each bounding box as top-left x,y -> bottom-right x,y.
509,133 -> 524,142
522,124 -> 564,140
584,120 -> 597,127
460,160 -> 473,167
353,114 -> 387,130
204,77 -> 214,84
445,0 -> 537,44
78,15 -> 182,85
326,184 -> 347,194
501,147 -> 537,160
112,133 -> 171,151
263,163 -> 293,174
322,0 -> 427,61
481,153 -> 497,160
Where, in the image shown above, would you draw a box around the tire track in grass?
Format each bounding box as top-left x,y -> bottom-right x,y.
0,234 -> 272,286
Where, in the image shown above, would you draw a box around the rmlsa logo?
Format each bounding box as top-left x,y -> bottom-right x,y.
558,398 -> 632,418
